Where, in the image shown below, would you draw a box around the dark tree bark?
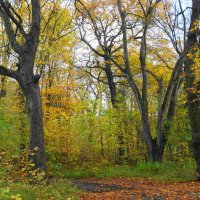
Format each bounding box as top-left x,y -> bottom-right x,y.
0,0 -> 46,171
184,0 -> 200,178
22,82 -> 46,170
104,58 -> 117,107
152,78 -> 182,162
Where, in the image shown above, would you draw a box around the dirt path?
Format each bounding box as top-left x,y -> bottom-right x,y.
72,178 -> 200,200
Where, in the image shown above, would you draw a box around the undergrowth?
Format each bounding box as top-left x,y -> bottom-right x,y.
63,160 -> 196,182
0,180 -> 78,200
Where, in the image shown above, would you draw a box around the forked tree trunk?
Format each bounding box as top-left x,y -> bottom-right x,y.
144,80 -> 180,163
143,133 -> 165,162
117,0 -> 187,163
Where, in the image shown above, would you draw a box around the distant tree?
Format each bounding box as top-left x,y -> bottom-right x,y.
75,0 -> 130,163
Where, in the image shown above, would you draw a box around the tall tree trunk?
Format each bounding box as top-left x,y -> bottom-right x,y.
18,51 -> 46,171
187,82 -> 200,176
185,66 -> 200,177
23,82 -> 46,171
184,0 -> 200,178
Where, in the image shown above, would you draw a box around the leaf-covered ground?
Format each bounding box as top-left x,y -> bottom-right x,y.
73,178 -> 200,200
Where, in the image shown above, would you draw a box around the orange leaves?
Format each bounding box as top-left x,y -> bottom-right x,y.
78,178 -> 200,200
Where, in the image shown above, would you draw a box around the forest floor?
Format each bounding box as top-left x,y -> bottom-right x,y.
72,177 -> 200,200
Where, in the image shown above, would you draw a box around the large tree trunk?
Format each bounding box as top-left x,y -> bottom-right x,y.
23,82 -> 46,171
185,53 -> 200,177
18,51 -> 46,171
185,56 -> 200,176
184,0 -> 200,178
186,81 -> 200,176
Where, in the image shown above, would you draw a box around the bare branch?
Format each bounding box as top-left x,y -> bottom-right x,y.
0,1 -> 27,38
81,37 -> 105,57
139,68 -> 161,83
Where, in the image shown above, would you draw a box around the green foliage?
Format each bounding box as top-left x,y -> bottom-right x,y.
0,109 -> 20,156
0,87 -> 28,158
0,184 -> 11,200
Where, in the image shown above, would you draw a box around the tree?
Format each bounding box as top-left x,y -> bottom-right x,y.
0,0 -> 46,171
184,0 -> 200,178
115,0 -> 187,162
75,0 -> 131,163
75,0 -> 121,107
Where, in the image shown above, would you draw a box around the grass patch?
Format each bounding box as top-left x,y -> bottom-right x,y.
0,180 -> 78,200
63,160 -> 196,182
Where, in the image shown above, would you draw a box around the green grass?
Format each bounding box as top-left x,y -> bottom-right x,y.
0,180 -> 78,200
63,160 -> 196,182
